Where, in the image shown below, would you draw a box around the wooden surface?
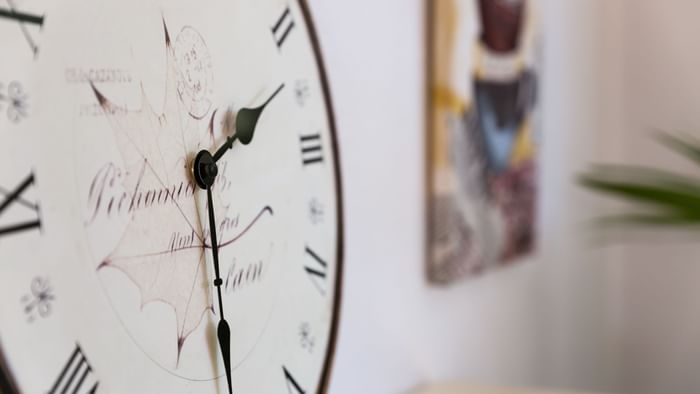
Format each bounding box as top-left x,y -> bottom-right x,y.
412,383 -> 615,394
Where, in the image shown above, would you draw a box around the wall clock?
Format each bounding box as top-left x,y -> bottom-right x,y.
0,0 -> 343,392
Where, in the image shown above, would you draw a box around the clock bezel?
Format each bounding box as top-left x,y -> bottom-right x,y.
296,0 -> 344,392
0,347 -> 17,393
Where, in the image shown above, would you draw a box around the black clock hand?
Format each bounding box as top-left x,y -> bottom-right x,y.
212,83 -> 285,162
207,186 -> 233,394
193,151 -> 233,394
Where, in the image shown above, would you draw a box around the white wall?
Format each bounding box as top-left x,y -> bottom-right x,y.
611,2 -> 700,393
306,1 -> 622,393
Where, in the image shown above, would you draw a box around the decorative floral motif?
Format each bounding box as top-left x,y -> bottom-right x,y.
0,81 -> 29,123
308,198 -> 324,225
21,277 -> 54,323
299,322 -> 315,354
294,79 -> 309,107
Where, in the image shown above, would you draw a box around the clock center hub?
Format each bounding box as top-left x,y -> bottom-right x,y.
193,150 -> 218,189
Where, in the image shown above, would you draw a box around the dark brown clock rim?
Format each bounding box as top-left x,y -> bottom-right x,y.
0,344 -> 18,394
296,1 -> 344,393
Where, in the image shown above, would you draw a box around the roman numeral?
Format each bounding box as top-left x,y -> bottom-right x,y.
0,8 -> 44,25
0,0 -> 44,55
272,6 -> 295,49
283,366 -> 305,394
0,173 -> 41,238
49,344 -> 99,394
300,133 -> 324,166
304,246 -> 327,296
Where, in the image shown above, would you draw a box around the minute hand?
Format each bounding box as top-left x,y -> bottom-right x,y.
213,83 -> 285,162
206,186 -> 233,394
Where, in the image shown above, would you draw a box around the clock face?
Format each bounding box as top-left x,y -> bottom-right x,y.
0,0 -> 343,393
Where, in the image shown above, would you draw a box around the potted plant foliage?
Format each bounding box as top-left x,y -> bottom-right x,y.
580,133 -> 700,228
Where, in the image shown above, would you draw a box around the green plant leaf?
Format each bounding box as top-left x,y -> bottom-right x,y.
579,132 -> 700,229
579,172 -> 700,219
656,132 -> 700,168
594,213 -> 700,227
585,164 -> 700,187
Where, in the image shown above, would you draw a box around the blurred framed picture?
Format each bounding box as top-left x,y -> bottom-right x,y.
427,0 -> 540,284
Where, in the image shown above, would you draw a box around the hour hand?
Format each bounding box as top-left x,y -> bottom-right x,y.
212,83 -> 285,162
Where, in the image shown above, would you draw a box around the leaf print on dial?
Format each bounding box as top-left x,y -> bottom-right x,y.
85,20 -> 273,365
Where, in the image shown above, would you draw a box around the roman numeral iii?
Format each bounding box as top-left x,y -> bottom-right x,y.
0,173 -> 42,239
300,133 -> 324,166
271,6 -> 295,49
49,344 -> 99,394
283,366 -> 305,394
304,246 -> 327,295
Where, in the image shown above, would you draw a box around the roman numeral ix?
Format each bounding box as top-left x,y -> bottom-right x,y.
49,344 -> 99,394
0,172 -> 41,239
272,6 -> 295,49
304,246 -> 327,296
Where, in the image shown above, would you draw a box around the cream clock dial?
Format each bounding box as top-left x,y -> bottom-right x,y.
1,0 -> 343,393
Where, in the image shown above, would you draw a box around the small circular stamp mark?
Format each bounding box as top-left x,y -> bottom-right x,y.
173,27 -> 213,119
